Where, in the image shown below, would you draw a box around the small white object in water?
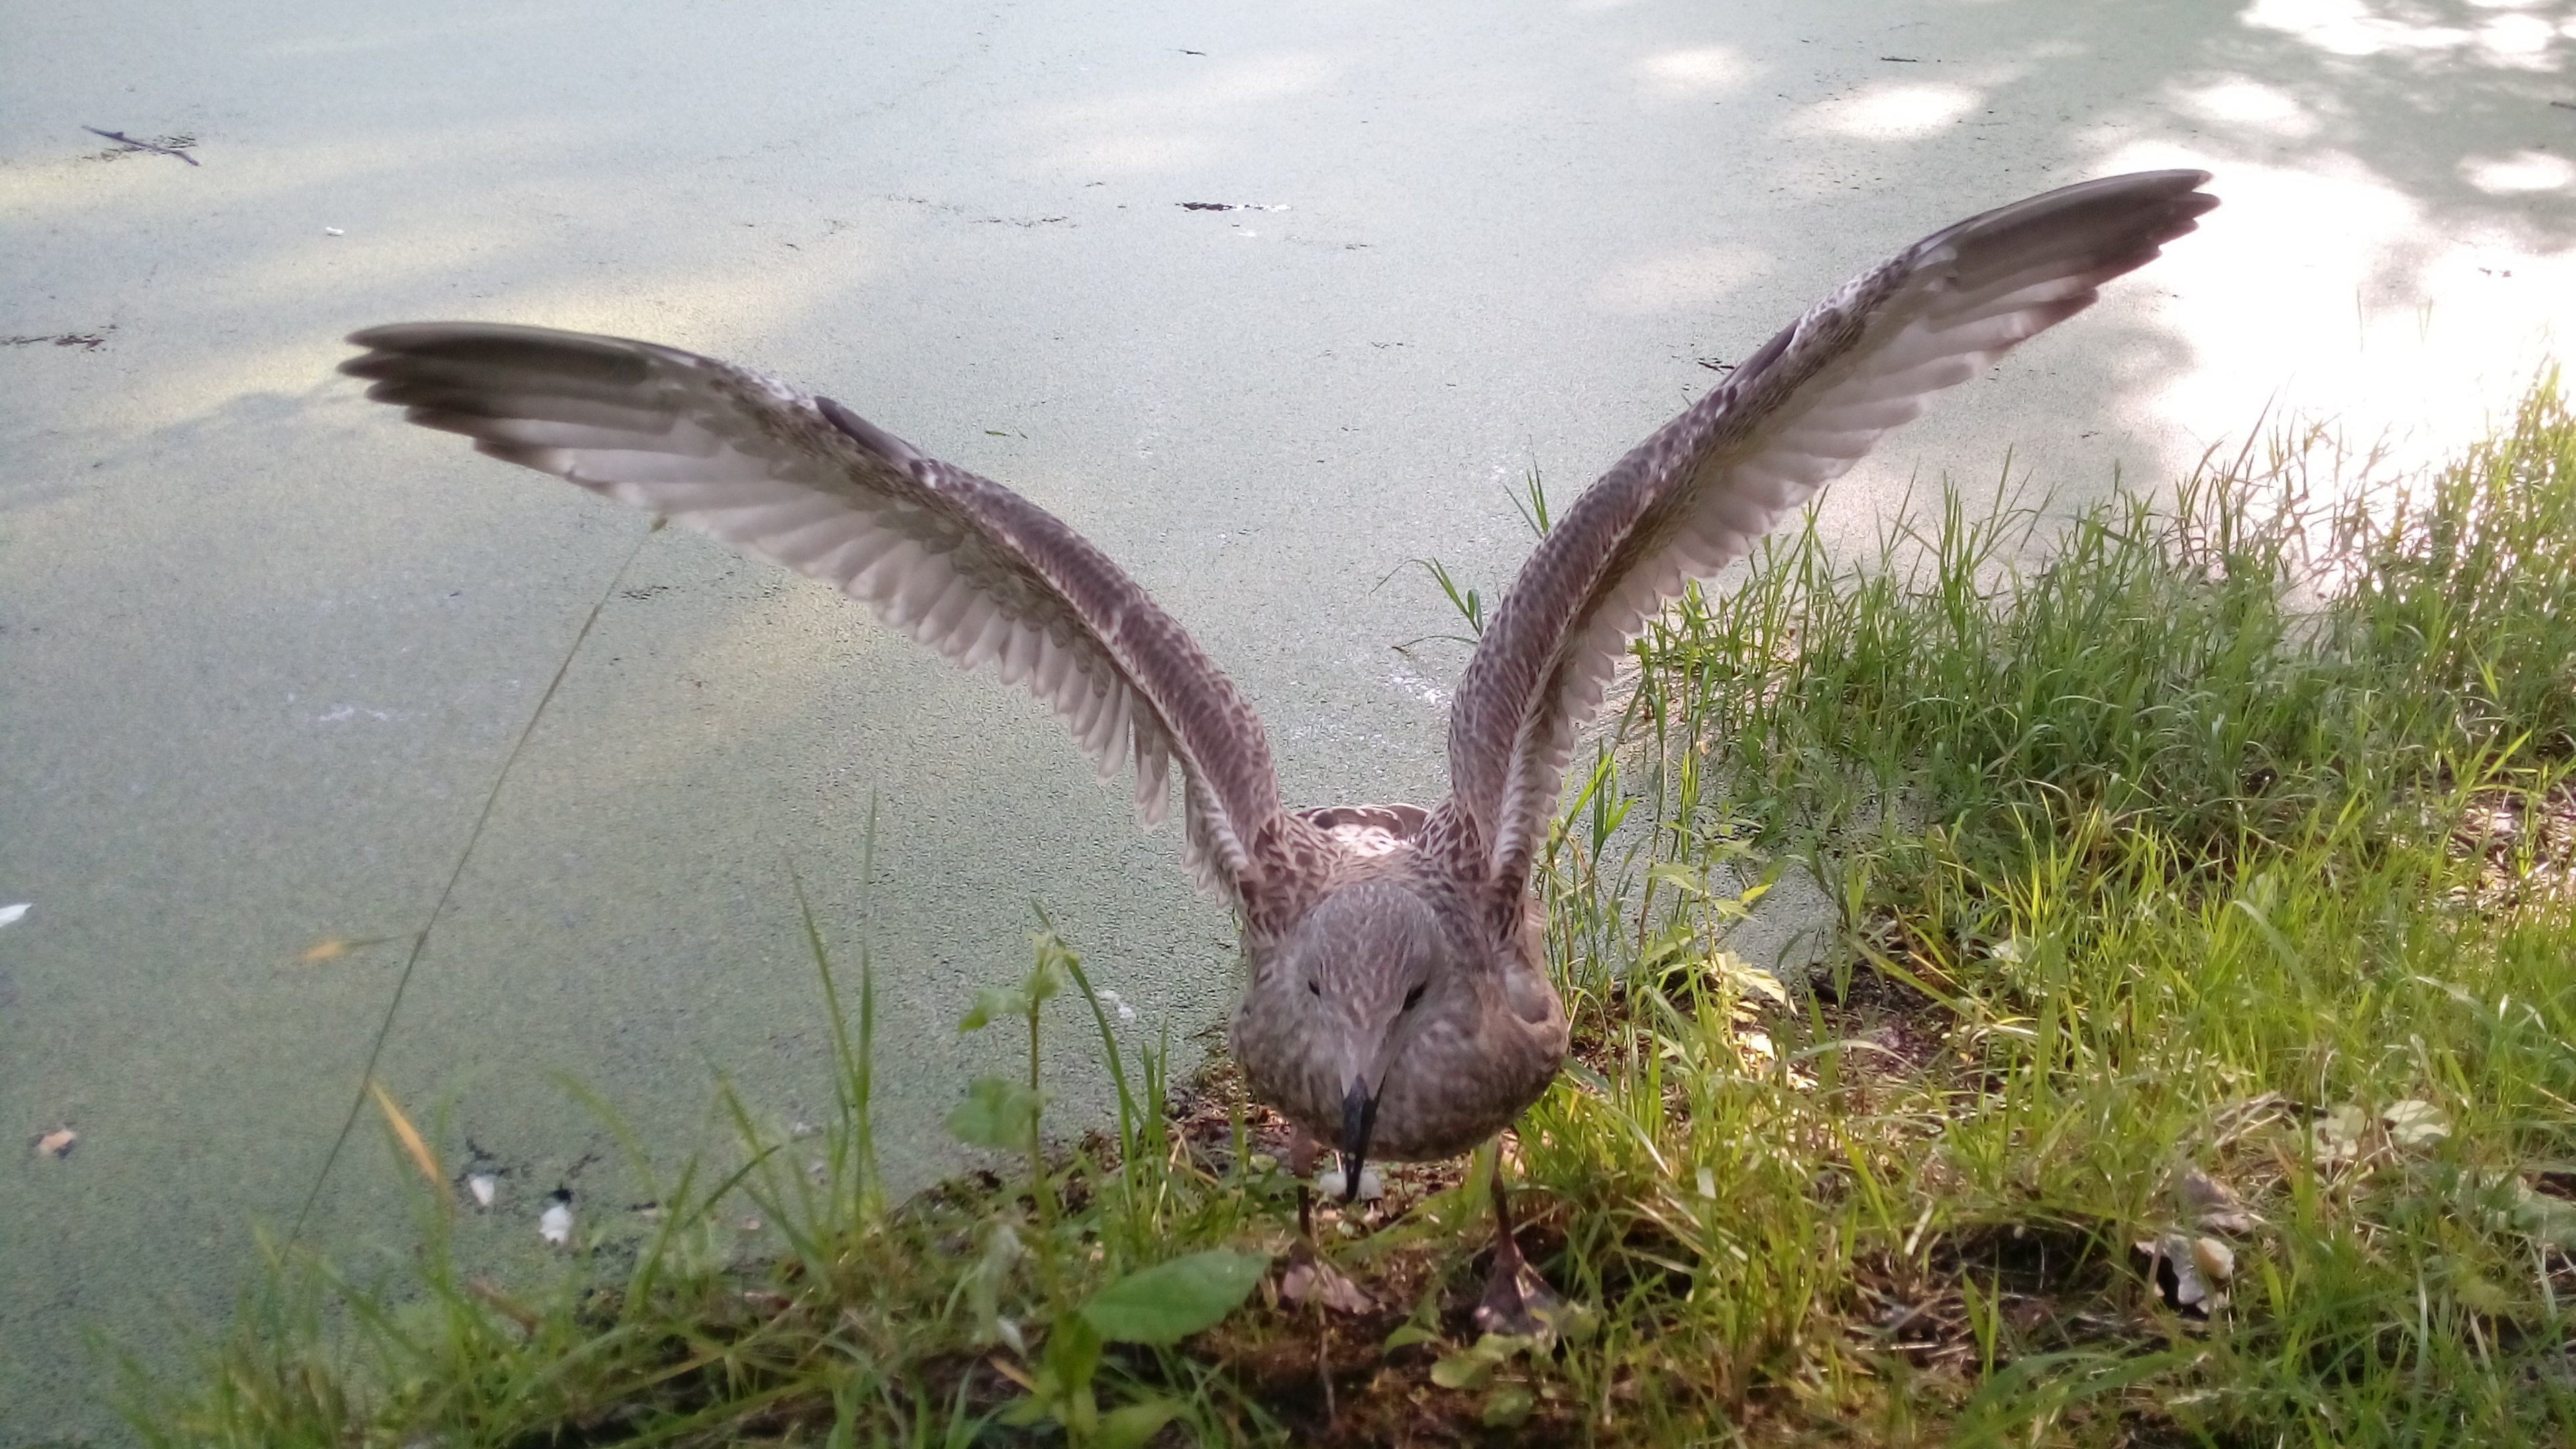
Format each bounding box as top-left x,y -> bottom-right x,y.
324,227 -> 344,236
1313,1165 -> 1385,1200
0,903 -> 28,928
538,1197 -> 573,1245
466,1173 -> 497,1208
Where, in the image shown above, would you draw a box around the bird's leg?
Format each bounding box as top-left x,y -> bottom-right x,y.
1285,1124 -> 1322,1242
1278,1123 -> 1372,1316
1471,1140 -> 1564,1339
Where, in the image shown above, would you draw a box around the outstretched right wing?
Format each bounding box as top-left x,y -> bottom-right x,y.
343,323 -> 1289,903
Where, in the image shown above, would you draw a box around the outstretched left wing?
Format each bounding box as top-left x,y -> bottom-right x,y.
1444,171 -> 2218,890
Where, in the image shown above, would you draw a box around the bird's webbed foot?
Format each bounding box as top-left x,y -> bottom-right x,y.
1281,1236 -> 1374,1313
1278,1126 -> 1374,1312
1472,1226 -> 1564,1338
1470,1171 -> 1564,1339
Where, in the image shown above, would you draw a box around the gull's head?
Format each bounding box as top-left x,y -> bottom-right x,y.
1265,879 -> 1453,1201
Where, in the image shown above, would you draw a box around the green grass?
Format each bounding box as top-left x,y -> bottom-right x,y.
122,372 -> 2576,1446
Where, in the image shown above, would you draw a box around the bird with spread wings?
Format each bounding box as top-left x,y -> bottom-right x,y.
343,170 -> 2216,1330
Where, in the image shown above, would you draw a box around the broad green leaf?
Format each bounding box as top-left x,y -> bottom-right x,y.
1099,1399 -> 1182,1449
1431,1332 -> 1530,1390
1645,861 -> 1705,898
1383,1322 -> 1438,1352
947,1077 -> 1042,1149
1043,1311 -> 1103,1393
1062,1385 -> 1099,1440
1481,1383 -> 1536,1428
1713,951 -> 1788,1006
1430,1351 -> 1495,1391
2512,1179 -> 2576,1249
1079,1250 -> 1269,1344
1635,921 -> 1695,971
959,985 -> 1028,1032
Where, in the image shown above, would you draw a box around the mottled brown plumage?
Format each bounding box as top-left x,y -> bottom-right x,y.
342,170 -> 2216,1313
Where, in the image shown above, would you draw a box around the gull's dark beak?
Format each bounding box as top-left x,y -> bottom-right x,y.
1338,1078 -> 1377,1204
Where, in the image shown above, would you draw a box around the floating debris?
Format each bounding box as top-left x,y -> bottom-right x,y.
32,1127 -> 76,1159
0,903 -> 28,928
323,227 -> 344,237
366,1079 -> 444,1192
465,1173 -> 497,1209
538,1192 -> 573,1246
297,934 -> 402,964
3,333 -> 110,350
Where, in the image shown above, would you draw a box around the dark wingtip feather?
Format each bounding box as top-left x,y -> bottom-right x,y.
816,395 -> 928,468
341,322 -> 654,386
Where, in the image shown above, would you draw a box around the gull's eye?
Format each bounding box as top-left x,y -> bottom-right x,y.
1402,985 -> 1426,1011
1307,980 -> 1322,997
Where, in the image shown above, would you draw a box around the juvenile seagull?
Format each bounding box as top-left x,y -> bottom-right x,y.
343,170 -> 2215,1327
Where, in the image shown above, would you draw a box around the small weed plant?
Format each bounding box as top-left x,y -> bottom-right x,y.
127,374 -> 2576,1445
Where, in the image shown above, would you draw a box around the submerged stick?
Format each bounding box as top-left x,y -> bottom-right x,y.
82,126 -> 199,165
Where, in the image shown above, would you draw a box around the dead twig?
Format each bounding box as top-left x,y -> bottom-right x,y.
82,127 -> 199,165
